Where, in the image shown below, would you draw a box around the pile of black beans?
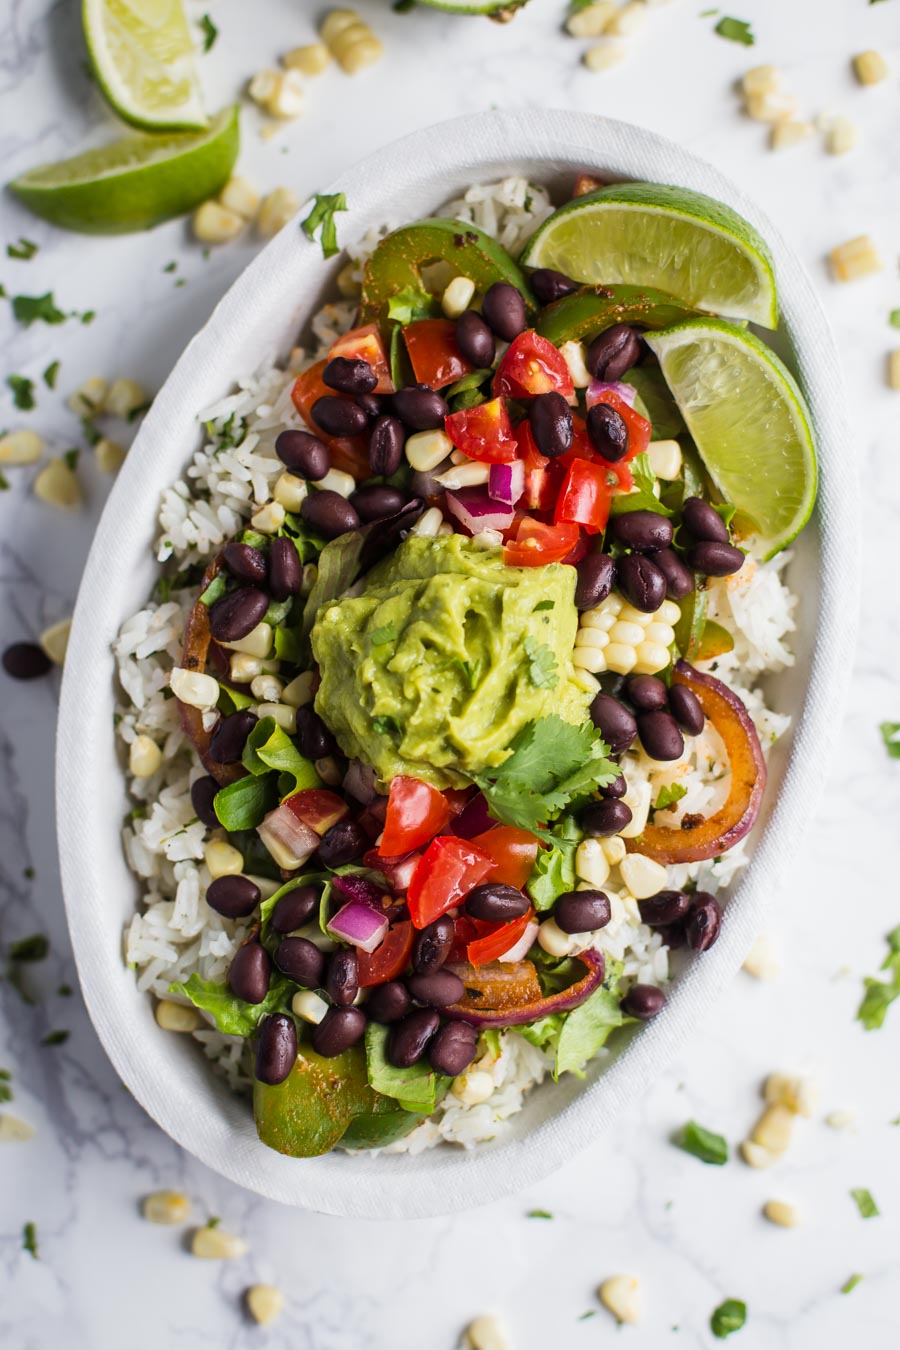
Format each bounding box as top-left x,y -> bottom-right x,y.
588,670 -> 705,766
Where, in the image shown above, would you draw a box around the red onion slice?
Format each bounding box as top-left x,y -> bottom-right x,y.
445,487 -> 515,536
488,460 -> 525,507
326,900 -> 389,953
586,380 -> 637,410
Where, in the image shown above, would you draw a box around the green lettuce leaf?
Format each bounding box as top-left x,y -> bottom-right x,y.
364,1023 -> 447,1112
169,972 -> 293,1037
213,774 -> 279,831
241,717 -> 321,795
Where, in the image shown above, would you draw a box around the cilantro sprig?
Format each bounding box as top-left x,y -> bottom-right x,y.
302,192 -> 348,260
857,925 -> 900,1029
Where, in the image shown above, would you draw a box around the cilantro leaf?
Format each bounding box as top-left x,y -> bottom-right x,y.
42,360 -> 60,389
850,1187 -> 879,1219
609,451 -> 672,519
9,934 -> 49,962
857,925 -> 900,1029
7,375 -> 35,411
0,470 -> 8,491
63,448 -> 79,473
301,192 -> 348,260
534,599 -> 555,612
714,15 -> 754,44
42,1029 -> 69,1046
710,1299 -> 746,1339
7,238 -> 38,260
372,715 -> 400,737
199,13 -> 218,50
369,623 -> 397,647
523,637 -> 558,690
448,657 -> 482,692
675,1119 -> 729,1165
527,1209 -> 553,1219
11,292 -> 67,326
841,1274 -> 863,1294
386,284 -> 436,324
879,722 -> 900,758
23,1222 -> 39,1259
654,782 -> 687,810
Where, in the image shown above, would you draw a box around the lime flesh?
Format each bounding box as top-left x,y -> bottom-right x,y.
83,0 -> 206,132
8,106 -> 240,235
645,319 -> 817,558
522,183 -> 778,330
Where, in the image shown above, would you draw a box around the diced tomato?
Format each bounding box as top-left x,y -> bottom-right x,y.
608,458 -> 634,494
447,915 -> 480,963
329,323 -> 394,395
406,836 -> 495,929
573,172 -> 604,197
467,912 -> 534,967
357,919 -> 414,987
590,389 -> 651,462
494,330 -> 575,400
503,516 -> 581,567
514,421 -> 560,511
554,458 -> 613,535
363,847 -> 421,894
444,397 -> 519,464
284,789 -> 349,837
290,360 -> 370,479
403,318 -> 473,390
379,776 -> 452,857
470,826 -> 540,890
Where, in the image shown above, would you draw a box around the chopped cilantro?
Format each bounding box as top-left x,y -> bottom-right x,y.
675,1120 -> 729,1165
42,1030 -> 69,1047
199,13 -> 218,50
710,1299 -> 746,1338
81,416 -> 101,447
393,0 -> 416,9
58,983 -> 73,997
8,375 -> 35,411
850,1187 -> 879,1219
0,471 -> 9,491
450,657 -> 482,692
301,192 -> 348,260
369,623 -> 397,647
11,292 -> 67,326
7,238 -> 38,260
372,715 -> 400,737
80,309 -> 95,325
533,599 -> 555,612
654,782 -> 688,811
714,15 -> 754,44
0,1070 -> 11,1104
890,310 -> 900,329
23,1222 -> 38,1259
386,284 -> 435,324
527,1208 -> 553,1219
63,448 -> 79,473
162,261 -> 178,274
578,1310 -> 597,1321
23,867 -> 35,880
879,722 -> 900,758
841,1274 -> 863,1294
127,400 -> 152,422
523,637 -> 558,690
206,1215 -> 221,1228
857,925 -> 900,1029
9,934 -> 49,963
42,360 -> 60,389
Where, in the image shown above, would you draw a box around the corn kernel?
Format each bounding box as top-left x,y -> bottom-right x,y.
155,1000 -> 202,1032
572,646 -> 607,673
410,505 -> 444,537
463,1315 -> 509,1350
609,620 -> 645,646
33,458 -> 81,510
315,755 -> 343,786
825,1108 -> 856,1130
583,41 -> 627,71
104,377 -> 148,418
763,1072 -> 818,1118
620,852 -> 667,898
292,990 -> 329,1023
267,70 -> 306,119
129,733 -> 162,778
538,917 -> 576,958
336,261 -> 361,298
829,235 -> 883,282
142,1190 -> 191,1225
256,702 -> 297,733
751,1103 -> 794,1154
598,1274 -> 641,1325
228,654 -> 261,683
405,429 -> 452,472
193,200 -> 244,244
745,91 -> 798,124
218,176 -> 260,221
741,1139 -> 776,1169
317,467 -> 356,497
0,429 -> 44,465
825,116 -> 858,156
273,471 -> 307,511
633,640 -> 671,674
170,667 -> 219,709
39,617 -> 71,665
250,673 -> 284,703
575,627 -> 609,651
333,28 -> 383,74
603,642 -> 637,675
601,835 -> 626,865
453,1069 -> 495,1106
257,187 -> 300,239
67,376 -> 108,417
283,42 -> 331,75
853,50 -> 889,86
250,500 -> 286,533
889,350 -> 900,391
248,69 -> 280,105
282,671 -> 316,708
741,64 -> 780,98
576,838 -> 611,887
644,622 -> 674,646
560,340 -> 592,388
95,437 -> 126,473
191,1225 -> 248,1260
606,1 -> 647,37
764,1199 -> 800,1228
581,609 -> 617,632
441,276 -> 476,319
320,8 -> 359,44
571,667 -> 602,696
565,1 -> 617,36
770,120 -> 814,152
0,1114 -> 35,1141
742,932 -> 780,980
616,600 -> 650,625
246,1284 -> 284,1326
435,462 -> 491,490
619,779 -> 651,837
647,439 -> 682,479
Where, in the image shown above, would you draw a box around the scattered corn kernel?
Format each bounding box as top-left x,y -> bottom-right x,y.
104,377 -> 148,418
193,200 -> 244,245
334,28 -> 383,74
256,702 -> 297,733
829,235 -> 883,283
221,622 -> 274,659
764,1199 -> 800,1228
576,837 -> 611,888
825,1108 -> 857,1130
583,41 -> 627,72
751,1103 -> 795,1154
620,852 -> 667,899
606,1 -> 647,38
282,670 -> 316,708
463,1314 -> 509,1350
39,617 -> 71,665
598,1274 -> 641,1325
647,439 -> 682,480
741,1139 -> 776,1169
292,990 -> 329,1023
250,500 -> 286,533
250,673 -> 284,703
320,8 -> 359,44
741,64 -> 780,98
0,1114 -> 35,1142
246,1284 -> 285,1327
218,176 -> 260,221
852,50 -> 889,86
0,429 -> 43,465
273,470 -> 307,512
742,932 -> 780,980
129,733 -> 162,778
825,116 -> 858,156
745,91 -> 798,124
191,1225 -> 248,1260
770,120 -> 814,152
317,466 -> 356,497
204,837 -> 244,879
248,70 -> 280,105
566,1 -> 617,37
267,70 -> 306,119
142,1190 -> 191,1225
67,375 -> 107,417
33,458 -> 81,511
257,187 -> 300,238
229,653 -> 263,683
888,350 -> 900,390
405,429 -> 453,472
283,42 -> 331,75
170,667 -> 219,709
410,505 -> 444,537
453,1069 -> 495,1106
441,275 -> 476,319
95,437 -> 126,473
763,1073 -> 818,1118
538,916 -> 576,958
155,1000 -> 203,1032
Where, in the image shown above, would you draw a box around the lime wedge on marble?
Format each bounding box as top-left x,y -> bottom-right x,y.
521,182 -> 778,329
645,318 -> 816,558
8,105 -> 239,234
83,0 -> 207,131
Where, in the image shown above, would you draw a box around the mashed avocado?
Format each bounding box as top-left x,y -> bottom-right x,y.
310,534 -> 589,789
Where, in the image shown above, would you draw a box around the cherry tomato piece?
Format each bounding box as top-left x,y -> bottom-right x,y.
403,318 -> 473,390
357,920 -> 414,988
379,776 -> 452,857
467,912 -> 534,967
554,458 -> 613,535
406,836 -> 495,929
444,397 -> 519,464
503,517 -> 581,567
470,826 -> 540,890
494,330 -> 575,400
329,323 -> 394,395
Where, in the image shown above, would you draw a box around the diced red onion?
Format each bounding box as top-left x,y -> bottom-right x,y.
364,846 -> 421,893
326,900 -> 389,953
586,380 -> 637,410
451,792 -> 494,839
257,802 -> 319,870
331,872 -> 388,909
488,460 -> 525,507
342,759 -> 379,805
445,487 -> 515,536
498,919 -> 539,963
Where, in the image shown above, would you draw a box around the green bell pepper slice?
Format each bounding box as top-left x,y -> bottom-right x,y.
534,284 -> 698,348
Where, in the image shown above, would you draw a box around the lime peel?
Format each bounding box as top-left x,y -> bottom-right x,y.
83,0 -> 207,132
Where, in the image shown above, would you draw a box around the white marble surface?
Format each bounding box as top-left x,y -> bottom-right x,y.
2,0 -> 900,1345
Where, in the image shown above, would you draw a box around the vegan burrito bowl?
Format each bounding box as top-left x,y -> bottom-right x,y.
117,176 -> 814,1158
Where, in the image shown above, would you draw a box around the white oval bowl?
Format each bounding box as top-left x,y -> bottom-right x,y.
56,110 -> 855,1219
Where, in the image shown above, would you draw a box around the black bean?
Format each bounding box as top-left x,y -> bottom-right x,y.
270,884 -> 320,933
312,1006 -> 367,1057
481,281 -> 527,341
406,969 -> 465,1008
221,541 -> 267,585
310,395 -> 368,438
529,267 -> 579,305
621,983 -> 666,1019
586,402 -> 629,462
356,392 -> 384,419
387,1007 -> 440,1067
600,772 -> 627,800
316,819 -> 368,869
455,310 -> 495,368
529,391 -> 573,459
206,874 -> 261,920
369,414 -> 405,476
208,709 -> 257,764
392,383 -> 449,431
575,552 -> 616,610
685,892 -> 722,952
190,775 -> 220,829
2,642 -> 52,680
274,936 -> 325,988
267,536 -> 302,602
598,672 -> 627,698
638,889 -> 690,926
275,429 -> 330,481
326,948 -> 359,1007
589,692 -> 637,755
228,940 -> 271,1004
349,485 -> 407,523
464,883 -> 531,923
686,540 -> 745,577
610,510 -> 673,553
428,1021 -> 478,1077
296,706 -> 339,761
580,798 -> 633,837
637,710 -> 685,762
322,356 -> 377,396
208,587 -> 269,642
412,916 -> 455,975
626,674 -> 669,711
653,548 -> 695,601
255,1013 -> 297,1085
300,489 -> 361,540
682,496 -> 729,543
617,553 -> 666,613
366,980 -> 411,1024
555,889 -> 611,934
586,324 -> 640,381
669,684 -> 705,736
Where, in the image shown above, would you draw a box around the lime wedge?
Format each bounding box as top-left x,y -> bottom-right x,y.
644,319 -> 817,558
83,0 -> 206,132
416,0 -> 525,10
8,105 -> 239,234
521,183 -> 778,329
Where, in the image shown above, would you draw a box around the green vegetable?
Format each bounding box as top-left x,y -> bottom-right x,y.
281,512 -> 327,562
23,1221 -> 39,1259
11,292 -> 67,326
609,451 -> 672,519
622,364 -> 685,440
850,1187 -> 879,1219
301,192 -> 347,260
364,1023 -> 448,1113
519,960 -> 627,1079
710,1298 -> 746,1338
386,283 -> 437,324
857,925 -> 900,1030
714,16 -> 754,44
300,527 -> 368,650
7,375 -> 35,411
369,623 -> 397,647
0,1070 -> 12,1104
198,573 -> 227,606
654,783 -> 687,811
42,360 -> 60,389
534,283 -> 696,349
526,820 -> 579,912
241,716 -> 322,795
523,637 -> 558,690
675,1119 -> 729,1165
338,1096 -> 424,1149
7,238 -> 38,260
673,588 -> 708,661
42,1029 -> 69,1046
199,13 -> 218,50
527,1209 -> 553,1219
879,722 -> 900,759
841,1274 -> 863,1294
213,773 -> 278,831
216,683 -> 254,715
170,972 -> 293,1037
8,934 -> 49,962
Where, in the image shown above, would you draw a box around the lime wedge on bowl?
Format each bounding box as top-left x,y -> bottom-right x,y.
416,0 -> 528,10
83,0 -> 206,132
645,318 -> 817,558
521,182 -> 778,329
8,105 -> 239,234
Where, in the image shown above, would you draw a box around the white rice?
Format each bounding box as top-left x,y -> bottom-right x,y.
114,178 -> 799,1148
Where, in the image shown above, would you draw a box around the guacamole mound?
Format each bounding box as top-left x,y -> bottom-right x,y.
310,534 -> 590,789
